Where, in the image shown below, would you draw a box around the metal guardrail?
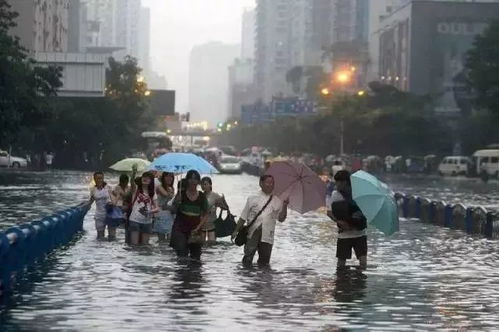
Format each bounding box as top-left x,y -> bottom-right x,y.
395,193 -> 497,238
0,202 -> 91,296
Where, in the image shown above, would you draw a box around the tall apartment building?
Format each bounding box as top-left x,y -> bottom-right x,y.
255,0 -> 293,102
80,0 -> 149,73
241,9 -> 256,59
8,0 -> 69,53
189,42 -> 240,126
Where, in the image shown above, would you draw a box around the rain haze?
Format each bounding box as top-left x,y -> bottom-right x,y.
143,0 -> 256,125
3,0 -> 499,331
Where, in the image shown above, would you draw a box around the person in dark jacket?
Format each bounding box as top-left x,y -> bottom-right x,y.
328,170 -> 368,269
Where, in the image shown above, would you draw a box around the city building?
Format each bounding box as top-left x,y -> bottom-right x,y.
241,8 -> 256,59
7,0 -> 106,98
34,53 -> 107,97
8,0 -> 69,53
367,0 -> 407,82
377,1 -> 499,114
228,58 -> 256,119
326,0 -> 370,90
138,6 -> 151,75
188,42 -> 240,126
255,0 -> 293,102
80,0 -> 150,72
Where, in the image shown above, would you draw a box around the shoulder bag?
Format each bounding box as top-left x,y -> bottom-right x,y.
234,195 -> 273,246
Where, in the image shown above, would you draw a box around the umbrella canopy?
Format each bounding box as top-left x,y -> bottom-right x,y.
265,161 -> 326,214
351,170 -> 399,236
109,158 -> 151,172
149,153 -> 218,174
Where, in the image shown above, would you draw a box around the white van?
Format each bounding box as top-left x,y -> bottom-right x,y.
438,156 -> 471,176
473,149 -> 499,177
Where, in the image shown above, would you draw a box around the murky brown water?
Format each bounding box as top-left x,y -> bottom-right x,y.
1,170 -> 499,331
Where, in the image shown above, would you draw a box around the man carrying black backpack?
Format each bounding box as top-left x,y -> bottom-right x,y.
328,170 -> 368,270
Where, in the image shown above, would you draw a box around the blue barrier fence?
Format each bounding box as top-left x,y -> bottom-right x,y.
395,193 -> 498,238
0,202 -> 90,296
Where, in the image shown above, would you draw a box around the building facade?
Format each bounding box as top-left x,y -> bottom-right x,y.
255,0 -> 293,102
378,1 -> 499,114
228,58 -> 256,119
188,42 -> 240,126
9,0 -> 69,53
241,8 -> 256,59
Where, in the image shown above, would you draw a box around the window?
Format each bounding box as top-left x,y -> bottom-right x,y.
460,160 -> 467,165
492,157 -> 499,164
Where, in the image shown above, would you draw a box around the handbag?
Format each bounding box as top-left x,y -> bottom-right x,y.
214,209 -> 237,238
188,230 -> 204,244
234,195 -> 273,247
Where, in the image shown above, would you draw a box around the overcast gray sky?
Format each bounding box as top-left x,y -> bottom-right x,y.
142,0 -> 255,114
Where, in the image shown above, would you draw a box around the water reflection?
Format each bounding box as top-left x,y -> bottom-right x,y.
1,171 -> 499,330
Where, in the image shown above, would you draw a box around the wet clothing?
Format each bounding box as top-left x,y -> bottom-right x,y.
240,191 -> 283,245
154,186 -> 175,234
129,191 -> 156,226
170,231 -> 202,260
330,191 -> 366,239
337,236 -> 367,260
202,191 -> 222,232
90,185 -> 112,232
171,191 -> 208,259
242,227 -> 273,266
128,220 -> 153,234
173,191 -> 208,233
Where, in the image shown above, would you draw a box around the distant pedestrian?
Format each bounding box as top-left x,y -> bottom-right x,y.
154,172 -> 176,243
200,176 -> 229,244
128,172 -> 159,245
170,170 -> 208,261
45,152 -> 54,169
329,170 -> 367,270
232,175 -> 289,267
89,171 -> 112,240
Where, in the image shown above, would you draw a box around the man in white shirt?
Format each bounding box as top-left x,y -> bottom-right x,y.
233,175 -> 289,267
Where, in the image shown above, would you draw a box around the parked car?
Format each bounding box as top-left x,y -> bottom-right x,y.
473,149 -> 499,178
218,155 -> 242,174
0,150 -> 28,168
438,156 -> 471,176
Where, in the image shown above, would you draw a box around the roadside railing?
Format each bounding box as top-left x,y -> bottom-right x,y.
395,193 -> 498,238
0,202 -> 91,296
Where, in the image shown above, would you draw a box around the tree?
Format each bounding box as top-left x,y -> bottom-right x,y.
0,0 -> 62,147
465,19 -> 499,115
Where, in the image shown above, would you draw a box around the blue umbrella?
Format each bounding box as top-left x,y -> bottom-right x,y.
351,170 -> 399,236
149,153 -> 218,174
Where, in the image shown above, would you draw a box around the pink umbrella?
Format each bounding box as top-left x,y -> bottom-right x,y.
265,161 -> 326,214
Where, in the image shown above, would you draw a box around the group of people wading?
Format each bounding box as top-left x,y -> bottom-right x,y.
90,168 -> 367,268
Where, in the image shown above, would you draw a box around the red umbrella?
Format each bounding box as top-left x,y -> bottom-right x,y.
265,161 -> 326,214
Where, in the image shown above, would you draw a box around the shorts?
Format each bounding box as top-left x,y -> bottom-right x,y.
105,218 -> 124,228
336,236 -> 367,260
128,221 -> 153,234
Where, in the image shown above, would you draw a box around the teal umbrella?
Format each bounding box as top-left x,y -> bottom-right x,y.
351,170 -> 399,236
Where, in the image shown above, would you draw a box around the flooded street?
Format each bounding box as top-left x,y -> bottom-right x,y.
1,170 -> 499,330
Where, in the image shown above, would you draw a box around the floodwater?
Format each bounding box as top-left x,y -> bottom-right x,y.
1,170 -> 499,331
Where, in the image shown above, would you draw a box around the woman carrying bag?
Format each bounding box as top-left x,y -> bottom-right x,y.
200,176 -> 229,244
170,170 -> 208,261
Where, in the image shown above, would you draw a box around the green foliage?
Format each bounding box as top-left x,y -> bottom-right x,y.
220,83 -> 453,157
0,0 -> 62,147
14,54 -> 159,169
465,19 -> 499,115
